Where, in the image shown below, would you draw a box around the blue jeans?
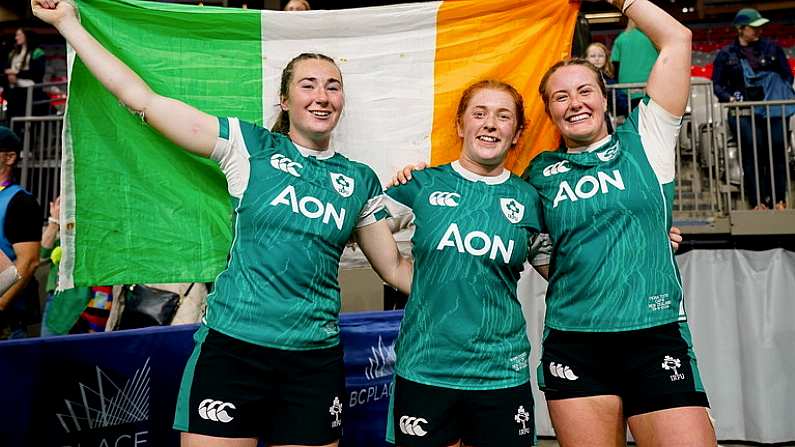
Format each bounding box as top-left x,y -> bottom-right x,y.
39,292 -> 56,337
731,114 -> 789,208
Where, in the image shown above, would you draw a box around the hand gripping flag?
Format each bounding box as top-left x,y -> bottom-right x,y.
61,0 -> 578,287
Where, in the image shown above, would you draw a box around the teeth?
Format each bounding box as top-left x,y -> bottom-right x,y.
568,114 -> 589,123
477,135 -> 498,142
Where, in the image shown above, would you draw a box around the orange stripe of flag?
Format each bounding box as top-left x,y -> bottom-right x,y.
431,0 -> 579,175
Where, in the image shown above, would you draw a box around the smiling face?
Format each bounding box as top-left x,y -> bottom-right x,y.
544,64 -> 608,148
456,87 -> 521,174
280,58 -> 343,149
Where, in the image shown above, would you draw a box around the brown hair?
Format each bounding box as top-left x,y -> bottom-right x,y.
271,53 -> 340,135
538,58 -> 606,115
455,80 -> 526,137
585,42 -> 615,79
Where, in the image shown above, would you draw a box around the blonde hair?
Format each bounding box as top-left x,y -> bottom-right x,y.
283,0 -> 311,11
585,42 -> 615,79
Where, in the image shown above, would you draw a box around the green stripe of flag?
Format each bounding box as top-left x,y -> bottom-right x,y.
67,0 -> 262,286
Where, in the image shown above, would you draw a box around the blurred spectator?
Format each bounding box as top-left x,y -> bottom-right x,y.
3,28 -> 48,120
39,195 -> 93,336
712,8 -> 793,210
0,127 -> 41,340
611,20 -> 659,109
586,42 -> 628,120
283,0 -> 310,11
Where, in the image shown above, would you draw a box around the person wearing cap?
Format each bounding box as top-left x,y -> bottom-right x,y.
712,8 -> 793,210
0,126 -> 42,340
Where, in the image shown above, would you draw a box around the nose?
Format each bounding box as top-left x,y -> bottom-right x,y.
314,87 -> 329,105
483,113 -> 497,131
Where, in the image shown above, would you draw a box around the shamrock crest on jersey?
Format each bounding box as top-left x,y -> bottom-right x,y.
500,198 -> 524,223
330,172 -> 355,197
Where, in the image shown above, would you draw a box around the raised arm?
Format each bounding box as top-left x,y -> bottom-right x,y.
32,0 -> 217,157
620,0 -> 692,115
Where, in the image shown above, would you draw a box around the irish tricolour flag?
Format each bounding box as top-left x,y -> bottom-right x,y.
61,0 -> 578,287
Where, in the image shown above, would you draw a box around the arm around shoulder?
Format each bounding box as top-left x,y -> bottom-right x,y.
354,220 -> 412,295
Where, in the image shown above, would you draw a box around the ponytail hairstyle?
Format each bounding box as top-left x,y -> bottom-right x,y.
271,53 -> 340,135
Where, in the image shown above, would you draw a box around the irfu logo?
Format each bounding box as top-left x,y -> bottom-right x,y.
514,406 -> 531,436
661,355 -> 685,381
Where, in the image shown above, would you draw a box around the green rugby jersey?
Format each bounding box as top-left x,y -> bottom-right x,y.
386,161 -> 543,390
205,117 -> 387,350
528,98 -> 685,332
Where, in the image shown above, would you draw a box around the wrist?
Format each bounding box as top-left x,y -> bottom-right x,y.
56,15 -> 81,34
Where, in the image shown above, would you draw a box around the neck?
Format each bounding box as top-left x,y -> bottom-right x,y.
288,130 -> 329,151
457,154 -> 505,177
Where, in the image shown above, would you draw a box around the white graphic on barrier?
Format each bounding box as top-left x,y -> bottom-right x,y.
56,358 -> 151,433
365,335 -> 396,380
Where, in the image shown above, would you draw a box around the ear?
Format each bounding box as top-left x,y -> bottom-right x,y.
512,126 -> 523,146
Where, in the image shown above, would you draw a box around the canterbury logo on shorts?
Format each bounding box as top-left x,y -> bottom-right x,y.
399,415 -> 428,436
428,191 -> 461,207
198,399 -> 236,423
270,153 -> 303,177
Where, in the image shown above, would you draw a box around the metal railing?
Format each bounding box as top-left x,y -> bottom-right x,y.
9,115 -> 63,223
0,80 -> 68,126
720,99 -> 794,211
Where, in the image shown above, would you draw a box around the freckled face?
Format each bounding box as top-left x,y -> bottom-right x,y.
457,88 -> 521,169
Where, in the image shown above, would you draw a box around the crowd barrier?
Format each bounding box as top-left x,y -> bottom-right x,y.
0,310 -> 402,447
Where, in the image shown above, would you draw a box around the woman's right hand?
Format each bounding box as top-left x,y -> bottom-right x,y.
390,162 -> 427,186
32,0 -> 77,28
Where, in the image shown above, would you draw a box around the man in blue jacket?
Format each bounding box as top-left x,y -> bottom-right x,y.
0,127 -> 41,339
712,8 -> 793,210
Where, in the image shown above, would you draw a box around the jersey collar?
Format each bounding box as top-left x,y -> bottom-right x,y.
567,134 -> 612,154
451,160 -> 510,185
293,142 -> 335,160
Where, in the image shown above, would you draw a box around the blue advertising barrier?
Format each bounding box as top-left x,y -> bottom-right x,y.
0,310 -> 402,447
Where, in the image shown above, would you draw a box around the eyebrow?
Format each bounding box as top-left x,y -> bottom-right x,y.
297,76 -> 342,84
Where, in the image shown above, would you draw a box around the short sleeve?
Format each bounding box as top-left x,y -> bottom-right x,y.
637,99 -> 682,184
383,175 -> 423,232
356,167 -> 390,228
